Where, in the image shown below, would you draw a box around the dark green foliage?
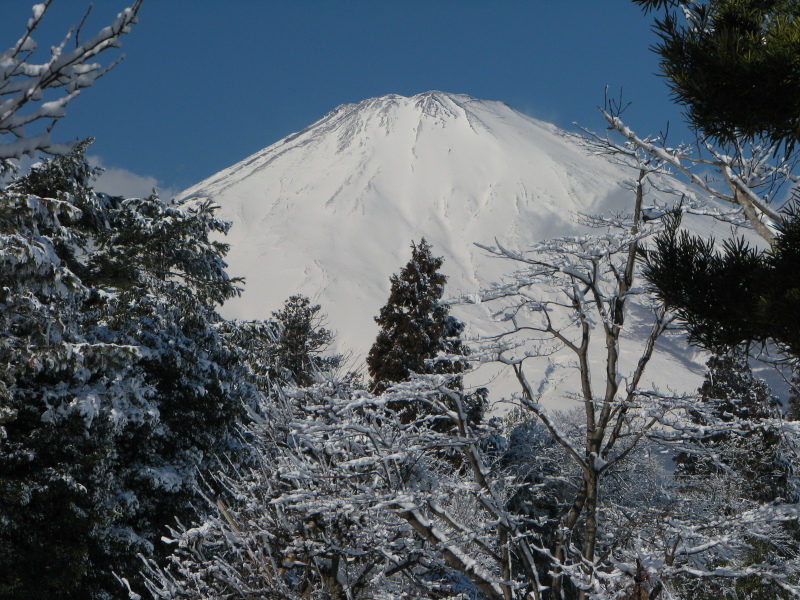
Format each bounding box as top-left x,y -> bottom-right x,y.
0,408 -> 121,600
10,139 -> 98,202
367,239 -> 468,397
761,204 -> 800,353
0,143 -> 253,599
635,0 -> 800,150
789,366 -> 800,419
633,0 -> 683,9
640,209 -> 800,357
673,351 -> 793,598
217,319 -> 280,393
632,0 -> 800,361
675,351 -> 786,503
270,295 -> 337,386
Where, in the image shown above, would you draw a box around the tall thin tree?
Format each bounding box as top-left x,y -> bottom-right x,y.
367,239 -> 467,397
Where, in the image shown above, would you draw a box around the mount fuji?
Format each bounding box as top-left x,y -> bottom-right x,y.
177,91 -> 731,397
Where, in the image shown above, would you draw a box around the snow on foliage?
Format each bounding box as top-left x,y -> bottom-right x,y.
595,95 -> 792,247
0,141 -> 260,600
146,127 -> 800,600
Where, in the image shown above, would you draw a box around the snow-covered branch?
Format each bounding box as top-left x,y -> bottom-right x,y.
599,107 -> 795,246
0,1 -> 142,160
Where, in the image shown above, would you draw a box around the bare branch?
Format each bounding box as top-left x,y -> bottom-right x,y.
0,1 -> 142,160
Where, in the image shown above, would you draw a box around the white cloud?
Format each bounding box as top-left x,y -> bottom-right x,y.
88,156 -> 179,200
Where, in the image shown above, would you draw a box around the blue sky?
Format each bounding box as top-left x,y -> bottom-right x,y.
1,1 -> 688,197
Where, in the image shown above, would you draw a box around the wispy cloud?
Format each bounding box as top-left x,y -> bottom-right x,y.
89,156 -> 179,200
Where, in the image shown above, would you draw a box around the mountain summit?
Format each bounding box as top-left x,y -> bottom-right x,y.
178,91 -> 695,363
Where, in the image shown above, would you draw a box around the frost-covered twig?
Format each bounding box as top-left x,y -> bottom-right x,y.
0,1 -> 142,160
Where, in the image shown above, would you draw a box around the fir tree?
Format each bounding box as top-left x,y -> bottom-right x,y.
269,295 -> 337,386
367,239 -> 470,428
367,239 -> 467,393
0,147 -> 139,599
0,143 -> 254,599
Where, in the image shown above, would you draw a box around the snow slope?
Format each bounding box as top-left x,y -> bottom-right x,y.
178,91 -> 734,404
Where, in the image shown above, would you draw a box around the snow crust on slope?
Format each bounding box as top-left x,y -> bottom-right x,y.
178,91 -> 733,405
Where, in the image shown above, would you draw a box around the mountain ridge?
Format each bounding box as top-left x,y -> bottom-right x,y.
177,90 -> 723,401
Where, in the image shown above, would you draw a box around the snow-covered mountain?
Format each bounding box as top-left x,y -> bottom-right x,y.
178,91 -> 727,400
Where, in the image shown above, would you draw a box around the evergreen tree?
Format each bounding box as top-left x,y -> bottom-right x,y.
0,142 -> 144,600
630,0 -> 800,360
634,0 -> 800,150
641,207 -> 800,358
269,295 -> 337,386
0,143 -> 254,599
675,350 -> 787,503
367,239 -> 468,397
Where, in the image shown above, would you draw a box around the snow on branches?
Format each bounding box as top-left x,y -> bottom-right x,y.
146,149 -> 800,599
593,96 -> 796,246
0,1 -> 142,161
458,143 -> 800,598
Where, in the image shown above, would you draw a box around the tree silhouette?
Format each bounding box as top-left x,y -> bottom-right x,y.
367,239 -> 467,398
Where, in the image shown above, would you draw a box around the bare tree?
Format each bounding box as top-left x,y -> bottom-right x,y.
461,162 -> 676,598
141,378 -> 429,600
142,103 -> 800,598
596,96 -> 797,247
144,149 -> 800,597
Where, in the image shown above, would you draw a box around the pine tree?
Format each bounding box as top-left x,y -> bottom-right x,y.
0,143 -> 254,599
634,0 -> 800,150
367,239 -> 468,397
269,295 -> 337,386
630,1 -> 800,360
641,206 -> 800,358
675,350 -> 786,503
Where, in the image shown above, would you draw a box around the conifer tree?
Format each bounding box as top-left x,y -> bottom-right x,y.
630,0 -> 800,360
0,143 -> 254,599
675,350 -> 787,503
269,295 -> 337,386
367,239 -> 468,398
0,144 -> 144,600
634,0 -> 800,150
640,202 -> 800,358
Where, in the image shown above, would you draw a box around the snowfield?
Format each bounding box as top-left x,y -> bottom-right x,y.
178,91 -> 744,407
